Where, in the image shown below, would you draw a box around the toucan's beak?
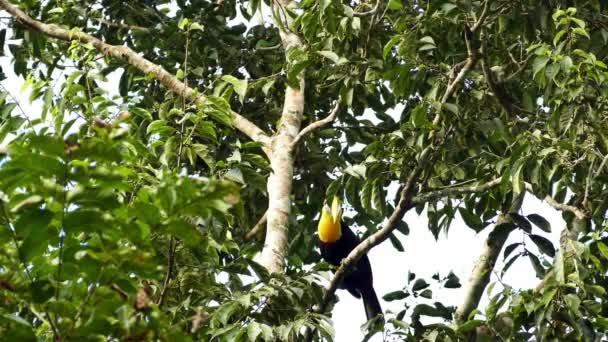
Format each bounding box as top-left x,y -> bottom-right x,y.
331,196 -> 342,224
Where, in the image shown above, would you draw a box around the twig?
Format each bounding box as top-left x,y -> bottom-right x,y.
353,1 -> 380,17
0,0 -> 271,149
157,237 -> 177,306
244,211 -> 268,241
504,54 -> 532,82
93,17 -> 150,33
256,43 -> 281,51
411,177 -> 501,204
290,101 -> 340,149
524,183 -> 587,220
471,0 -> 490,33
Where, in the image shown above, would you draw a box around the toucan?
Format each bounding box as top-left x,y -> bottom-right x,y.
317,197 -> 382,321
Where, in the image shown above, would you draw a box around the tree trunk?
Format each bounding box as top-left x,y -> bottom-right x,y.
258,2 -> 305,273
455,192 -> 524,323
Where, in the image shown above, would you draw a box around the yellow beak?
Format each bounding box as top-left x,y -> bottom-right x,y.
331,196 -> 342,224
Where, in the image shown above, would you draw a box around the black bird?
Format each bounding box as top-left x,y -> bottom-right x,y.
317,197 -> 382,321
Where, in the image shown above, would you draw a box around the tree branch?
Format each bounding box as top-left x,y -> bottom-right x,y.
157,237 -> 177,306
290,101 -> 340,149
258,0 -> 306,273
455,191 -> 524,324
471,0 -> 490,33
93,17 -> 150,33
244,210 -> 268,241
0,0 -> 271,149
353,1 -> 380,17
412,177 -> 501,204
524,183 -> 587,220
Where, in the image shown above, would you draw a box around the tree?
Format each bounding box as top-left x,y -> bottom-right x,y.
0,0 -> 607,340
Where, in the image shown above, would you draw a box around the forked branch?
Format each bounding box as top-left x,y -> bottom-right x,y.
290,101 -> 340,149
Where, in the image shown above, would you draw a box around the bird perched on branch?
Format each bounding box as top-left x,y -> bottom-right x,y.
318,197 -> 382,321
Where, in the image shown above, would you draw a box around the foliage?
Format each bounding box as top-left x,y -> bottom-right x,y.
1,0 -> 608,341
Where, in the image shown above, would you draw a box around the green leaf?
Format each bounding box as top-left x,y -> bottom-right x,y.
570,17 -> 586,29
564,293 -> 582,317
503,242 -> 521,260
419,289 -> 432,299
395,220 -> 409,235
383,290 -> 408,301
596,241 -> 608,260
222,75 -> 248,103
553,29 -> 567,46
509,213 -> 532,233
528,252 -> 545,278
387,0 -> 403,10
21,225 -> 50,262
13,209 -> 53,239
502,253 -> 520,276
411,103 -> 428,128
190,22 -> 204,31
146,120 -> 173,135
572,27 -> 590,39
317,51 -> 340,64
48,7 -> 64,14
130,107 -> 153,121
262,79 -> 275,96
458,320 -> 484,333
444,272 -> 461,288
529,234 -> 555,257
458,207 -> 483,232
389,232 -> 404,252
178,18 -> 189,30
383,35 -> 401,59
247,321 -> 262,341
533,56 -> 550,79
412,278 -> 429,292
527,214 -> 551,232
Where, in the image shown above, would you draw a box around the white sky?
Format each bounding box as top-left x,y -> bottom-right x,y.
0,7 -> 564,342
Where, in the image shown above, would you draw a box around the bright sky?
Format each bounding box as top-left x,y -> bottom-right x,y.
0,7 -> 564,342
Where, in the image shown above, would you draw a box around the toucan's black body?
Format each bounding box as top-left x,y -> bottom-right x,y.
319,221 -> 382,320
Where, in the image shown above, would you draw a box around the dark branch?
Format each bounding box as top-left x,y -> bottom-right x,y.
412,177 -> 502,204
244,210 -> 268,241
290,101 -> 340,149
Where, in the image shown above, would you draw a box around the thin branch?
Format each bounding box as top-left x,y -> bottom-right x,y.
93,17 -> 150,33
480,33 -> 516,118
505,54 -> 532,82
157,237 -> 177,306
524,183 -> 587,220
244,211 -> 268,241
290,101 -> 340,149
412,177 -> 501,204
256,43 -> 281,51
0,0 -> 271,149
594,152 -> 608,178
471,0 -> 490,33
353,1 -> 380,17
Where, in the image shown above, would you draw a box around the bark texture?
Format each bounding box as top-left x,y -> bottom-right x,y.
258,0 -> 306,273
454,192 -> 524,324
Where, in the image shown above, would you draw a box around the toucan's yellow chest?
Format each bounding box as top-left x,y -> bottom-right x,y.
318,210 -> 341,243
